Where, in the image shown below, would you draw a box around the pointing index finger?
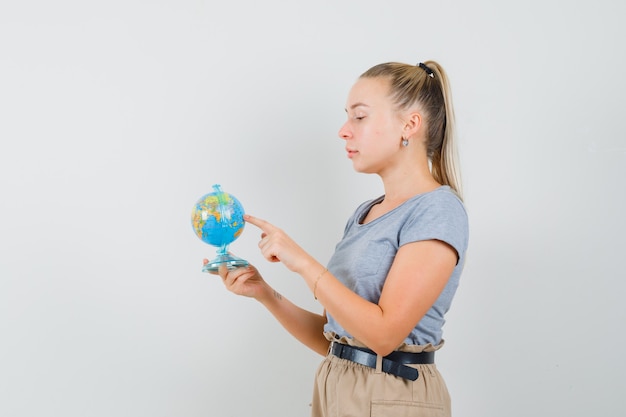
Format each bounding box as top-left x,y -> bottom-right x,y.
244,214 -> 273,231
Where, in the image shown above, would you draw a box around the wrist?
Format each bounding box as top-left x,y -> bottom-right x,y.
294,255 -> 319,277
313,267 -> 328,300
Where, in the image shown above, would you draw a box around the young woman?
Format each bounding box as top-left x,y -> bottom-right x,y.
208,60 -> 469,417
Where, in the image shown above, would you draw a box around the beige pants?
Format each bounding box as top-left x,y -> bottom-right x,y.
310,341 -> 451,417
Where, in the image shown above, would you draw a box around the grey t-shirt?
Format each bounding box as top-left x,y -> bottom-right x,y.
323,186 -> 469,346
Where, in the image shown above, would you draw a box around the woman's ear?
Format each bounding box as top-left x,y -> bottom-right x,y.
403,111 -> 423,138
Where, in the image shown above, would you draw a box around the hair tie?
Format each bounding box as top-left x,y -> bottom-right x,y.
418,62 -> 435,78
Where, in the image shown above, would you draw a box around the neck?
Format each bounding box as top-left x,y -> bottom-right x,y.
378,158 -> 440,204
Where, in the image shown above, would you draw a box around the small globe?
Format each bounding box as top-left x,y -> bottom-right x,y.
191,184 -> 248,272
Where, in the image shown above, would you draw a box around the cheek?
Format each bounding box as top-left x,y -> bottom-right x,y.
362,123 -> 384,139
370,124 -> 397,145
372,117 -> 399,139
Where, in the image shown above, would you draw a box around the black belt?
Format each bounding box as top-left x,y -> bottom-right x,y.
330,342 -> 434,381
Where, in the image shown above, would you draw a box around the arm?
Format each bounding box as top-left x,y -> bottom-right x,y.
308,240 -> 457,356
245,215 -> 457,357
213,264 -> 329,356
260,290 -> 330,356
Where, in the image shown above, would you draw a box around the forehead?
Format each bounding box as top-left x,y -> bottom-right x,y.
346,77 -> 392,110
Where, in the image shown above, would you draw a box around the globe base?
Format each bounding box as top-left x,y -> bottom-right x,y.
202,253 -> 249,273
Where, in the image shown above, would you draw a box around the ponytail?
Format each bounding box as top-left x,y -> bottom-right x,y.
423,61 -> 462,200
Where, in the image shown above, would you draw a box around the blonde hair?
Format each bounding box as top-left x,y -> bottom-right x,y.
360,61 -> 463,200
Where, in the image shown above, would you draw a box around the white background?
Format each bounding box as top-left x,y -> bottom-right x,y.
1,1 -> 624,416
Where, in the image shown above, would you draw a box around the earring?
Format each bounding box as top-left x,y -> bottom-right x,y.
402,137 -> 409,147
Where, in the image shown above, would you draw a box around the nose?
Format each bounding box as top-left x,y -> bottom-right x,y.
338,121 -> 351,140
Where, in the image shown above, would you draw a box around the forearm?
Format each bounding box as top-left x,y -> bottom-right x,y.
298,261 -> 391,353
259,288 -> 329,356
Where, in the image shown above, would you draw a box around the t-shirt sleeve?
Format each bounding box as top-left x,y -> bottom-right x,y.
398,192 -> 469,262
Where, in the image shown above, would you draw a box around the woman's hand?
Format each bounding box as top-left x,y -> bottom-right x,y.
244,214 -> 314,274
205,260 -> 271,301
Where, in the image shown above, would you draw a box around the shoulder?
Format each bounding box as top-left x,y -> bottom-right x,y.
416,186 -> 464,210
403,187 -> 467,222
399,187 -> 469,254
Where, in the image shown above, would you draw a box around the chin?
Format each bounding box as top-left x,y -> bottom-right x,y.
352,163 -> 376,175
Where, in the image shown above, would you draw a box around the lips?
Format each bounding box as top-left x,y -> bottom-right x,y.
346,148 -> 358,158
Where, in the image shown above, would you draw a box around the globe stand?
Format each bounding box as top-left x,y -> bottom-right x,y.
202,247 -> 249,273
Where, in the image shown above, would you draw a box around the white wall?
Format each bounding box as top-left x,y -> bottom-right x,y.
1,1 -> 624,416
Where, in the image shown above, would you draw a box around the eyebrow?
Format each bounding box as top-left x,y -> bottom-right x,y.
344,102 -> 370,112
